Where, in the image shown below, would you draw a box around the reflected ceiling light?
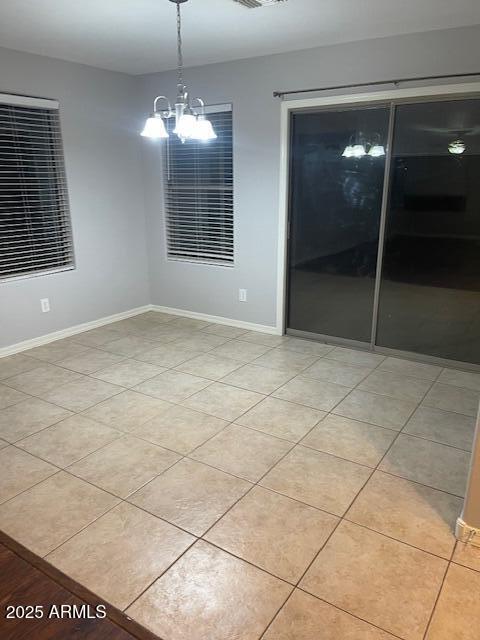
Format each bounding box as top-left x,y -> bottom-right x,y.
448,139 -> 466,155
368,144 -> 385,157
141,0 -> 216,143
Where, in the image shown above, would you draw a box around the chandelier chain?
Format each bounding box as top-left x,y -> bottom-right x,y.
176,1 -> 184,89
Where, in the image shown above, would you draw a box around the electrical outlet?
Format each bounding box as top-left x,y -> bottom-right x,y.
239,288 -> 247,303
40,298 -> 50,313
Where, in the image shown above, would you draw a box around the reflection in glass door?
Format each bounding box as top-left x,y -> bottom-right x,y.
286,95 -> 480,366
376,98 -> 480,364
287,105 -> 390,343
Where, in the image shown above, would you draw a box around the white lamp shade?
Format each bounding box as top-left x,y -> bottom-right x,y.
173,113 -> 197,140
192,117 -> 217,141
448,139 -> 466,154
351,144 -> 367,158
342,145 -> 354,158
368,144 -> 385,157
141,115 -> 168,139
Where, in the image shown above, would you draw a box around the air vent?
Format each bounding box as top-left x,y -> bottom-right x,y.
234,0 -> 287,8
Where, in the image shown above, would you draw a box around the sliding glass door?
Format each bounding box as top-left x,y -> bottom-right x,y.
287,105 -> 390,342
287,95 -> 480,366
376,98 -> 480,364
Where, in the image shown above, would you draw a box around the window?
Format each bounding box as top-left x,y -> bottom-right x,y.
165,106 -> 233,265
0,94 -> 74,281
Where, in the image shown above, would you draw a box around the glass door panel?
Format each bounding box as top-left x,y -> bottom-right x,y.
376,98 -> 480,364
287,106 -> 390,342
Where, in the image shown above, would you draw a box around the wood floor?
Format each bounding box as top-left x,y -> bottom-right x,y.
0,543 -> 139,640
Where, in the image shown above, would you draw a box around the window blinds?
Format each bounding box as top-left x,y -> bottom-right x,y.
165,107 -> 233,265
0,95 -> 74,281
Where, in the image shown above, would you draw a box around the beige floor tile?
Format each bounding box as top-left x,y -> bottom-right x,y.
209,340 -> 272,363
134,370 -> 211,403
377,357 -> 442,381
68,436 -> 180,497
170,317 -> 212,331
71,326 -> 124,347
263,589 -> 397,640
201,323 -> 248,338
236,397 -> 324,442
253,349 -> 319,373
426,564 -> 480,640
0,397 -> 72,443
133,405 -> 228,454
301,414 -> 396,467
0,446 -> 58,503
404,406 -> 476,451
326,346 -> 385,368
347,471 -> 460,558
5,364 -> 83,397
220,364 -> 294,394
0,384 -> 29,410
56,349 -> 125,374
24,339 -> 90,363
282,338 -> 334,357
100,335 -> 157,357
0,353 -> 41,380
333,389 -> 417,430
47,502 -> 193,610
423,383 -> 479,417
40,376 -> 123,412
0,472 -> 118,556
379,434 -> 470,496
17,414 -> 121,468
358,370 -> 432,402
126,540 -> 291,640
273,376 -> 350,412
191,424 -> 292,482
205,486 -> 338,583
170,333 -> 229,352
438,367 -> 480,391
91,358 -> 165,387
240,331 -> 287,347
183,382 -> 264,421
261,445 -> 371,515
129,458 -> 251,535
303,359 -> 372,388
135,344 -> 203,368
175,353 -> 242,380
0,439 -> 8,449
301,521 -> 447,640
453,541 -> 480,572
83,390 -> 172,432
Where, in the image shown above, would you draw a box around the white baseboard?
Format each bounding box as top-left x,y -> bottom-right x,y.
151,305 -> 280,335
1,304 -> 280,358
0,305 -> 152,358
456,517 -> 480,547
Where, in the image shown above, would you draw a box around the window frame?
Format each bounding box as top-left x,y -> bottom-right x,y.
0,92 -> 75,283
163,103 -> 234,268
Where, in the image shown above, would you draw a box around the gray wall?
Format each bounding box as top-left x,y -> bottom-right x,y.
140,25 -> 480,329
0,47 -> 150,348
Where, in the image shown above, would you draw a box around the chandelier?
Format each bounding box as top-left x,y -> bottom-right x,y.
141,0 -> 217,142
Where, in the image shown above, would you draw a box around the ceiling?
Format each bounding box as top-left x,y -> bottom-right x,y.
1,0 -> 480,75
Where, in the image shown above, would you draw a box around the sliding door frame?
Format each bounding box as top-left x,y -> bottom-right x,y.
276,81 -> 480,370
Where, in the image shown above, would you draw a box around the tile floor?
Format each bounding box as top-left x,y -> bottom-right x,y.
0,311 -> 479,640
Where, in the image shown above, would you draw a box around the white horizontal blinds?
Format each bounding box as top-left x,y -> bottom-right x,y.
165,109 -> 233,265
0,100 -> 73,280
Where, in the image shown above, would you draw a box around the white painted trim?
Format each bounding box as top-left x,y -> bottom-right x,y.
275,81 -> 480,334
456,517 -> 480,547
151,305 -> 280,335
0,305 -> 151,358
0,93 -> 59,109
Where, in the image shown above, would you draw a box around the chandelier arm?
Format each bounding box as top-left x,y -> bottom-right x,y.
153,95 -> 172,117
191,97 -> 205,117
